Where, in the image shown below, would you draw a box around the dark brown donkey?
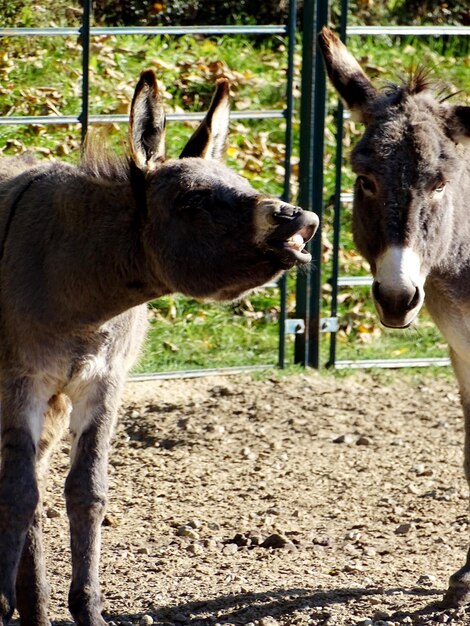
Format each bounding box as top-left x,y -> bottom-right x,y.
319,27 -> 470,606
0,70 -> 318,626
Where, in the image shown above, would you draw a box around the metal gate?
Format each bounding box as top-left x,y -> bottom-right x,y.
2,1 -> 468,374
0,0 -> 301,377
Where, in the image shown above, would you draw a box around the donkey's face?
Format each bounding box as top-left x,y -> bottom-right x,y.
129,71 -> 318,301
319,28 -> 470,328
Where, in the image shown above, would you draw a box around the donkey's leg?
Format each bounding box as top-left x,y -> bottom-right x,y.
0,378 -> 49,626
443,349 -> 470,607
64,381 -> 122,626
16,394 -> 71,626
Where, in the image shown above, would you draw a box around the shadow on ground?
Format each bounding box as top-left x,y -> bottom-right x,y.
107,585 -> 447,625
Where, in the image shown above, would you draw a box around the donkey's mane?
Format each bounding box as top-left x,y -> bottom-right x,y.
404,66 -> 434,95
383,66 -> 434,100
79,130 -> 132,183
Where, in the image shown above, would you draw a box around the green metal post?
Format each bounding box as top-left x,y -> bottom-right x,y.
80,0 -> 91,143
278,0 -> 297,369
327,0 -> 349,367
295,0 -> 329,367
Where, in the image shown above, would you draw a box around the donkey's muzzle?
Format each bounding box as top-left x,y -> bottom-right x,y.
269,207 -> 319,266
372,281 -> 423,328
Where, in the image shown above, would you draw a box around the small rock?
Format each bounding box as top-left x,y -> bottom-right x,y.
333,434 -> 356,444
206,423 -> 225,437
176,525 -> 199,539
356,435 -> 372,446
416,573 -> 436,587
344,563 -> 363,572
345,530 -> 362,541
363,547 -> 377,557
187,543 -> 204,555
373,610 -> 391,621
137,547 -> 150,555
46,508 -> 61,519
266,507 -> 281,516
187,518 -> 203,529
312,535 -> 331,547
356,619 -> 373,626
258,618 -> 280,626
222,543 -> 239,555
210,385 -> 234,397
260,533 -> 295,550
394,523 -> 413,535
414,463 -> 434,477
230,533 -> 250,547
203,538 -> 218,551
139,616 -> 154,626
241,447 -> 258,461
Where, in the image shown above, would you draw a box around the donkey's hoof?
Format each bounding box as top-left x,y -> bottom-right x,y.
443,568 -> 470,607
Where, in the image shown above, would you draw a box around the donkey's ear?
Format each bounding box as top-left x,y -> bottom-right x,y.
318,27 -> 378,124
444,105 -> 470,146
129,69 -> 166,172
179,78 -> 230,160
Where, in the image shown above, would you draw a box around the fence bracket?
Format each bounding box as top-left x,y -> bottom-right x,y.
285,319 -> 305,335
320,317 -> 339,333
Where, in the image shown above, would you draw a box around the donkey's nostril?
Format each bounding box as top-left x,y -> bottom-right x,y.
408,286 -> 420,310
372,281 -> 382,304
273,203 -> 301,222
373,281 -> 421,314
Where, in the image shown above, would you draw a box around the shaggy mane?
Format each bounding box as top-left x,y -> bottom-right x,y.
404,66 -> 434,95
383,66 -> 434,99
79,130 -> 132,182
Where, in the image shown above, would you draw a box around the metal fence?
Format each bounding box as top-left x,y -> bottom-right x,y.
0,0 -> 303,376
3,0 -> 468,374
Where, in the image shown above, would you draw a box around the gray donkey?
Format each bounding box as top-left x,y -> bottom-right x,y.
0,69 -> 318,626
319,27 -> 470,607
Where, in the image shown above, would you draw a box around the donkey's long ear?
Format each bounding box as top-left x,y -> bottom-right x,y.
179,78 -> 230,160
129,69 -> 166,172
318,27 -> 378,124
444,105 -> 470,146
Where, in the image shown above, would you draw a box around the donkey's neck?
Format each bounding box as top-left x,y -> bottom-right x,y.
5,166 -> 169,331
428,159 -> 470,295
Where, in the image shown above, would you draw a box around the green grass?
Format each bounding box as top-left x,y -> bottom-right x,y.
1,26 -> 468,373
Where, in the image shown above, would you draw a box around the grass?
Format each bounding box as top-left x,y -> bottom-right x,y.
0,22 -> 468,374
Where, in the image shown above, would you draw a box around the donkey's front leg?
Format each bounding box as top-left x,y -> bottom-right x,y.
0,379 -> 48,626
16,394 -> 71,626
443,349 -> 470,607
64,384 -> 121,626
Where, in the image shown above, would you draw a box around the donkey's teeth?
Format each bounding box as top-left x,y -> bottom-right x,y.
287,233 -> 305,251
288,234 -> 304,246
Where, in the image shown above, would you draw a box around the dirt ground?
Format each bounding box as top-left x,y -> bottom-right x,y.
36,368 -> 470,626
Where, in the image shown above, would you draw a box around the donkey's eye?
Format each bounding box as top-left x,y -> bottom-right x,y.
433,181 -> 447,194
357,175 -> 376,195
176,189 -> 213,212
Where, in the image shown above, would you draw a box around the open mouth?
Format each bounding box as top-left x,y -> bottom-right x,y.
276,223 -> 316,264
283,229 -> 312,263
